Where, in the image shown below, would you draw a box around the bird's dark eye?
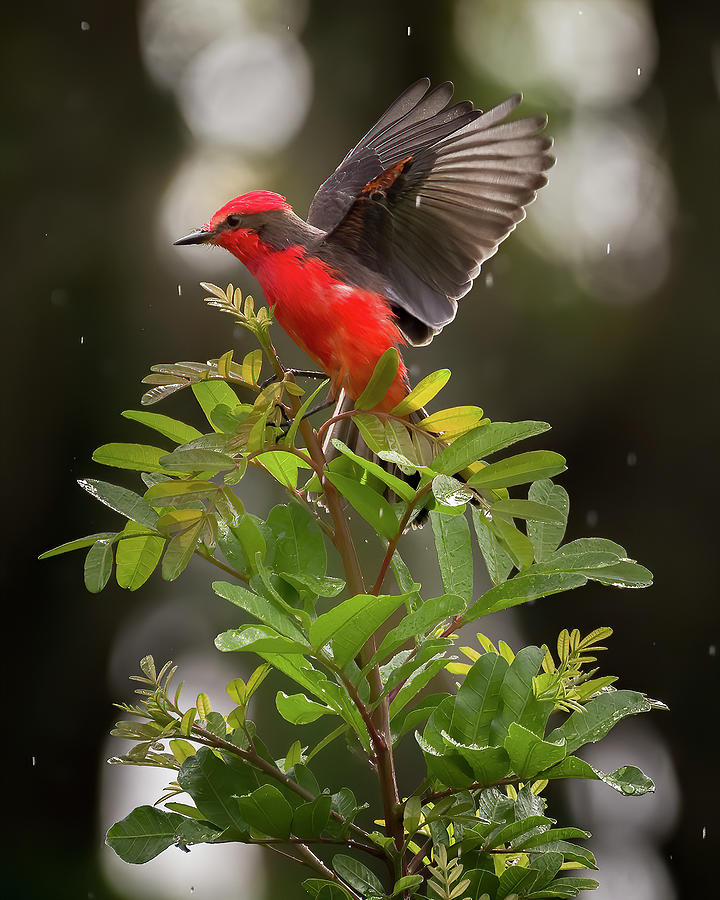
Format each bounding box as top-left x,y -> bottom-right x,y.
226,214 -> 242,228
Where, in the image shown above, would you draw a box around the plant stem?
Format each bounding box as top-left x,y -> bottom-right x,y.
253,836 -> 387,862
371,482 -> 434,595
190,724 -> 372,843
196,550 -> 250,583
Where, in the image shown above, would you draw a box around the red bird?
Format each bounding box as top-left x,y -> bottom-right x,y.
175,79 -> 553,412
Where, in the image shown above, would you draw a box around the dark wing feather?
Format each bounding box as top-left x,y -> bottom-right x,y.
308,81 -> 554,345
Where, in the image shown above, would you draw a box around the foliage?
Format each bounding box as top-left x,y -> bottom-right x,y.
44,283 -> 661,900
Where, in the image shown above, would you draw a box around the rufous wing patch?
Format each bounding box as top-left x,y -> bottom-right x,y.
361,157 -> 413,199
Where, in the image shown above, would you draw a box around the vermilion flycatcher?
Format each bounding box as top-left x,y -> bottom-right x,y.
175,79 -> 553,411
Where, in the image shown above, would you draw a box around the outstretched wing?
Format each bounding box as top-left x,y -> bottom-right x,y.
308,79 -> 553,345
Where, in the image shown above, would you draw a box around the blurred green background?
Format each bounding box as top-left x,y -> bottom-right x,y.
4,1 -> 717,897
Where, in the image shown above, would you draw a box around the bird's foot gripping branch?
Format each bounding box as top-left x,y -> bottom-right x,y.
43,284 -> 662,900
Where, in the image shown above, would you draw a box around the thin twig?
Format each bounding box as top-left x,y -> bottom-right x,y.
190,724 -> 372,843
196,550 -> 250,583
371,481 -> 434,595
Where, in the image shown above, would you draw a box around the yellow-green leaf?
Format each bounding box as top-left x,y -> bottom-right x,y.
418,406 -> 484,437
242,349 -> 263,385
196,692 -> 212,718
354,348 -> 399,410
391,369 -> 451,416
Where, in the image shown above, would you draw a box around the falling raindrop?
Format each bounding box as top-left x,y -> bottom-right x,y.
80,335 -> 85,345
415,195 -> 421,208
702,826 -> 707,839
709,645 -> 717,656
626,451 -> 637,466
606,242 -> 611,255
578,8 -> 583,15
407,25 -> 412,37
81,20 -> 90,31
485,272 -> 494,288
177,284 -> 183,296
586,509 -> 599,528
637,66 -> 642,76
31,756 -> 36,766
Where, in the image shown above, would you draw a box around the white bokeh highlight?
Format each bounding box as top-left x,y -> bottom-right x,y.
528,113 -> 675,302
455,0 -> 658,108
178,32 -> 312,151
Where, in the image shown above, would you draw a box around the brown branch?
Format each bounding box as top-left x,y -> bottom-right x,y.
371,481 -> 434,596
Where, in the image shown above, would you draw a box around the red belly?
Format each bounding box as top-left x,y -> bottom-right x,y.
256,248 -> 408,412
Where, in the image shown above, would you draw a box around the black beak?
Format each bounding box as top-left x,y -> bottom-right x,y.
173,228 -> 213,246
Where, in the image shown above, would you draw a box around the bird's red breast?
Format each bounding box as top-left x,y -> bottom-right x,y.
217,232 -> 408,412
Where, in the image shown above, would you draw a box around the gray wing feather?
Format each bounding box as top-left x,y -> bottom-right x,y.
308,81 -> 553,345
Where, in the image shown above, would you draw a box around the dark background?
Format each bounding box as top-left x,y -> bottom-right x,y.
3,2 -> 718,898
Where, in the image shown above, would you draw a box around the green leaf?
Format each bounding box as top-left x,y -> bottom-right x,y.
431,474 -> 474,507
526,480 -> 569,562
491,514 -> 535,570
471,507 -> 513,586
267,503 -> 326,576
463,572 -> 588,621
285,379 -> 330,447
160,447 -> 237,473
292,795 -> 332,839
39,532 -> 116,560
492,499 -> 566,524
390,875 -> 424,897
92,443 -> 175,473
121,410 -> 203,445
279,573 -> 345,598
303,880 -> 353,900
78,478 -> 159,529
455,744 -> 512,786
115,520 -> 164,590
84,537 -> 114,593
192,380 -> 240,432
354,347 -> 399,410
235,784 -> 293,838
156,508 -> 203,536
468,451 -> 567,490
546,690 -> 653,754
491,646 -> 554,741
310,593 -> 408,668
213,581 -> 307,641
178,748 -> 252,833
375,593 -> 465,663
504,722 -> 566,778
276,691 -> 334,725
391,368 -> 451,415
106,806 -> 196,863
432,421 -> 551,476
353,413 -> 387,454
332,854 -> 385,898
144,480 -> 219,505
529,876 -> 599,897
161,518 -> 203,580
451,652 -> 509,746
483,815 -> 555,851
215,625 -> 310,655
389,657 -> 450,718
256,451 -> 310,488
430,510 -> 473,601
582,559 -> 653,588
542,755 -> 655,796
331,438 -> 416,501
325,471 -> 399,539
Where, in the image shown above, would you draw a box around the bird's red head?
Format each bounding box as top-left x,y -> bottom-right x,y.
174,191 -> 292,268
